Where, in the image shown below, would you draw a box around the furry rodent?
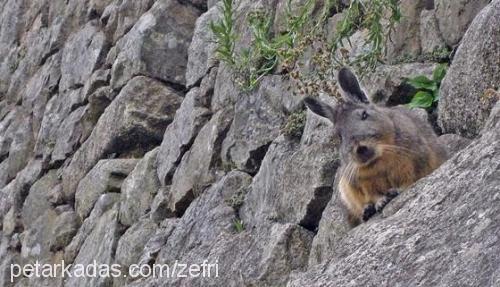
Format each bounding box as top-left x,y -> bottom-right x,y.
304,67 -> 448,226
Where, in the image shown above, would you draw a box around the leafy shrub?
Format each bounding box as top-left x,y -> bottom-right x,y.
406,64 -> 447,109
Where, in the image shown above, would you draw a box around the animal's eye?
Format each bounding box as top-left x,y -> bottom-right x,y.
361,110 -> 368,120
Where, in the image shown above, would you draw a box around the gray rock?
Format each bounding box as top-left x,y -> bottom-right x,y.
435,0 -> 490,47
287,101 -> 500,287
62,76 -> 182,199
20,52 -> 61,134
438,133 -> 472,157
438,0 -> 500,138
110,0 -> 201,89
240,136 -> 339,230
75,158 -> 138,220
101,0 -> 155,44
186,5 -> 220,87
34,88 -> 83,163
419,9 -> 447,54
65,193 -> 121,263
0,159 -> 44,229
64,204 -> 121,287
385,0 -> 425,59
211,63 -> 239,112
169,109 -> 233,216
21,170 -> 60,230
154,171 -> 314,286
60,21 -> 108,91
49,209 -> 79,252
221,75 -> 301,173
307,173 -> 350,267
156,87 -> 211,186
119,148 -> 160,226
149,187 -> 175,223
114,218 -> 157,285
137,218 -> 178,266
0,108 -> 34,188
360,63 -> 436,106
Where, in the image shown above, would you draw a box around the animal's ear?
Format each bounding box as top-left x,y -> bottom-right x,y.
303,96 -> 336,122
337,67 -> 369,104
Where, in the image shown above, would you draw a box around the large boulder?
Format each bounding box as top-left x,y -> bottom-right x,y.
435,0 -> 490,47
384,0 -> 426,59
361,63 -> 436,106
288,102 -> 500,286
221,75 -> 301,174
438,0 -> 500,138
0,108 -> 34,188
119,148 -> 160,227
240,135 -> 340,231
185,5 -> 219,87
62,76 -> 182,199
59,21 -> 108,91
110,0 -> 201,89
168,109 -> 233,216
75,158 -> 137,220
64,204 -> 122,287
156,87 -> 211,186
150,171 -> 314,287
100,0 -> 155,44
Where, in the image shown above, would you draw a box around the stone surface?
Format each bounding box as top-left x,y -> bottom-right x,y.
169,109 -> 233,216
65,193 -> 121,263
119,148 -> 160,226
438,133 -> 472,156
419,9 -> 446,54
385,0 -> 425,59
110,0 -> 201,89
361,63 -> 436,106
75,158 -> 137,220
240,135 -> 340,231
62,76 -> 182,199
435,0 -> 490,46
153,171 -> 314,286
156,87 -> 211,186
186,5 -> 219,87
64,204 -> 122,287
438,0 -> 500,138
221,75 -> 301,174
0,0 -> 499,286
288,102 -> 500,287
60,21 -> 108,91
114,218 -> 157,285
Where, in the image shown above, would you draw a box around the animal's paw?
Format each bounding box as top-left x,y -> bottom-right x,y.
375,189 -> 400,212
362,204 -> 376,222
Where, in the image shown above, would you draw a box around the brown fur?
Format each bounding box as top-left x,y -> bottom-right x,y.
303,67 -> 448,226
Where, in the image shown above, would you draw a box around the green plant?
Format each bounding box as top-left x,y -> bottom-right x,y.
406,63 -> 447,109
233,218 -> 245,233
211,0 -> 402,93
211,0 -> 316,91
331,0 -> 402,75
209,0 -> 236,66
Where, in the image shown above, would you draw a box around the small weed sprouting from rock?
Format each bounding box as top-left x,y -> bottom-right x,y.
405,63 -> 447,109
331,0 -> 401,75
281,110 -> 307,139
209,0 -> 236,66
233,218 -> 245,233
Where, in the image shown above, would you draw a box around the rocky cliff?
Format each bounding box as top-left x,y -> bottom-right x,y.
0,0 -> 499,286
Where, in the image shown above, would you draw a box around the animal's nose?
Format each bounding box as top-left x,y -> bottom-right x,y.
356,145 -> 374,162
